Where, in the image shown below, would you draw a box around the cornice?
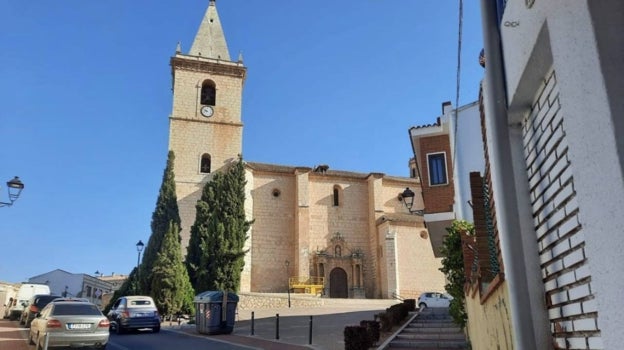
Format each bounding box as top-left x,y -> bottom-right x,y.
170,56 -> 246,80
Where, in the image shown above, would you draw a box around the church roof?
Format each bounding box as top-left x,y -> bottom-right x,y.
189,0 -> 231,60
245,161 -> 416,182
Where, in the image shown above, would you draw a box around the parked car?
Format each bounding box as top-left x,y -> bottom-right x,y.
417,292 -> 453,308
28,300 -> 109,349
107,295 -> 160,334
19,294 -> 62,327
8,283 -> 50,321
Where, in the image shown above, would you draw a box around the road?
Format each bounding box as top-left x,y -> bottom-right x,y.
0,319 -> 253,350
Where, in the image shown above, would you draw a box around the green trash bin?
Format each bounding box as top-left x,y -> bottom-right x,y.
194,291 -> 239,335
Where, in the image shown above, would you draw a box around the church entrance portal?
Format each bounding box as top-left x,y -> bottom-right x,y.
329,268 -> 348,298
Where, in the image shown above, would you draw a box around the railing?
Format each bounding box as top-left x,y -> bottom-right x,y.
288,277 -> 324,295
391,291 -> 404,301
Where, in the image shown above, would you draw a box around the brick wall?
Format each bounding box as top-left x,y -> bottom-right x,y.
523,69 -> 601,349
418,135 -> 454,213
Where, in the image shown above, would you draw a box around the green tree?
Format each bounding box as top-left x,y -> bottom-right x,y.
141,151 -> 181,294
439,220 -> 473,329
151,221 -> 195,318
186,157 -> 252,292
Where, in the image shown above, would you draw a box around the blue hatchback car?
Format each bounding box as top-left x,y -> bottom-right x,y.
107,296 -> 161,334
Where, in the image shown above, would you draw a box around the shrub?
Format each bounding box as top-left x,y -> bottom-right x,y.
387,303 -> 408,325
375,312 -> 393,332
403,299 -> 416,312
360,320 -> 380,344
344,325 -> 372,350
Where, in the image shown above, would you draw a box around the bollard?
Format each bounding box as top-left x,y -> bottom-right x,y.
251,311 -> 255,335
309,315 -> 313,345
275,313 -> 280,340
43,332 -> 49,350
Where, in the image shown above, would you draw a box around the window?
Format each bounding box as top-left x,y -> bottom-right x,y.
427,153 -> 448,185
200,80 -> 216,106
200,153 -> 211,173
333,185 -> 341,206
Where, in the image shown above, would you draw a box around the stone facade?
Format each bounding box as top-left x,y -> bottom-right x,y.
166,2 -> 447,300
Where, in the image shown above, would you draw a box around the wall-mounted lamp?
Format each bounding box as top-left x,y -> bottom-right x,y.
0,176 -> 25,207
399,187 -> 424,216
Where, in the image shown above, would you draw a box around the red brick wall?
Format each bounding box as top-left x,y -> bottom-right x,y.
419,135 -> 454,213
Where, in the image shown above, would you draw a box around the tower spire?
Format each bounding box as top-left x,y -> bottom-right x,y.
189,0 -> 230,60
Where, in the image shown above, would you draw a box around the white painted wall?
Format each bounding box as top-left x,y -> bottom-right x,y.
501,1 -> 624,348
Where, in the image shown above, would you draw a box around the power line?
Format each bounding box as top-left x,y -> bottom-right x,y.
452,0 -> 464,175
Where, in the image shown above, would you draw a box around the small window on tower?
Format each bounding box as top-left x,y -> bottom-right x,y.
201,80 -> 216,106
333,185 -> 342,207
201,153 -> 211,173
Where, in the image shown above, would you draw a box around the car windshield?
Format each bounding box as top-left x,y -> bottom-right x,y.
52,304 -> 102,316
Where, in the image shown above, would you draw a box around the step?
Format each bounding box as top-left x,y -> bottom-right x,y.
402,327 -> 463,334
396,333 -> 466,341
389,339 -> 469,349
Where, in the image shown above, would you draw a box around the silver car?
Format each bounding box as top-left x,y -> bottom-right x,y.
28,300 -> 109,349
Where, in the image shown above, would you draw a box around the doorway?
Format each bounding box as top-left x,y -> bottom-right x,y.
329,268 -> 348,298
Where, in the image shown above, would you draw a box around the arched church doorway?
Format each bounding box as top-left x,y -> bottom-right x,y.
329,267 -> 348,298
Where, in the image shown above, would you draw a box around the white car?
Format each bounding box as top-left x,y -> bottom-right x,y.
417,292 -> 452,308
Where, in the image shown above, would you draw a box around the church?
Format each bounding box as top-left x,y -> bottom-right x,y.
167,0 -> 445,299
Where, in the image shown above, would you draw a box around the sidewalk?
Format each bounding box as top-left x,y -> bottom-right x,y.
166,299 -> 400,350
0,319 -> 30,350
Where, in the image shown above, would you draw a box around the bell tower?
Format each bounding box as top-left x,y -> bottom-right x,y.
168,0 -> 246,249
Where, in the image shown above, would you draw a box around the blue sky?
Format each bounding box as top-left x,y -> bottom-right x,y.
0,1 -> 484,283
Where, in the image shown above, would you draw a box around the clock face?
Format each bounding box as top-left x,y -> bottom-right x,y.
200,106 -> 214,117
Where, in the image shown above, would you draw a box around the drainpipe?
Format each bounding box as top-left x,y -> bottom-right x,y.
479,1 -> 537,349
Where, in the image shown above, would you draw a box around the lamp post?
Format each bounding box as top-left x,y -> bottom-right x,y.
400,187 -> 424,216
285,260 -> 291,308
0,176 -> 25,207
135,240 -> 144,294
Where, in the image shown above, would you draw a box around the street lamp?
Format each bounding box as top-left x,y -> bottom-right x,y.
136,240 -> 144,294
284,260 -> 291,308
0,176 -> 25,207
400,187 -> 424,216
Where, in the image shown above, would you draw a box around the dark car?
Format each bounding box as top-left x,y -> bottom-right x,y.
19,294 -> 62,327
107,296 -> 160,334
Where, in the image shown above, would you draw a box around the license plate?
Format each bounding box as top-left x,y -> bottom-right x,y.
67,323 -> 91,330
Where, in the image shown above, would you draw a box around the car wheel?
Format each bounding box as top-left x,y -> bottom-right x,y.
418,302 -> 427,309
153,326 -> 160,333
116,321 -> 125,335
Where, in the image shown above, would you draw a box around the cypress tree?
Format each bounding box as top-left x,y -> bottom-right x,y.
151,221 -> 195,318
186,156 -> 252,292
141,150 -> 181,293
186,180 -> 217,290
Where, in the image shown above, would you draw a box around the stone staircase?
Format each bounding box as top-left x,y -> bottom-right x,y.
383,307 -> 469,349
